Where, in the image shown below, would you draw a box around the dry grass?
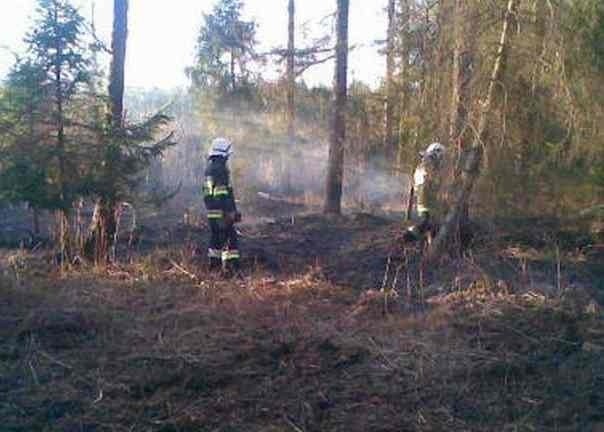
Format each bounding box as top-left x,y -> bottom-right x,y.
1,245 -> 603,432
1,211 -> 603,431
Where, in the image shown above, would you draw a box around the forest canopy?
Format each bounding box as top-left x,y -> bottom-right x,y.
1,0 -> 603,251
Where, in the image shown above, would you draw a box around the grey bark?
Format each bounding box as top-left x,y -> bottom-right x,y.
52,3 -> 69,263
384,0 -> 396,156
399,0 -> 412,217
88,0 -> 128,263
324,0 -> 350,214
449,0 -> 475,157
284,0 -> 295,192
397,0 -> 410,155
448,0 -> 477,240
230,50 -> 236,91
108,0 -> 128,129
427,0 -> 519,261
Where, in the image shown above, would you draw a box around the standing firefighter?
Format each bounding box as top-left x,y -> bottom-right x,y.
404,142 -> 447,243
203,137 -> 242,273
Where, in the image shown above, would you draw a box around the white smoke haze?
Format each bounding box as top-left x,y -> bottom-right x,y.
124,88 -> 410,220
0,89 -> 411,246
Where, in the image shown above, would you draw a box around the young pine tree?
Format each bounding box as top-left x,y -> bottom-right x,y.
18,0 -> 90,258
190,0 -> 257,94
85,0 -> 176,264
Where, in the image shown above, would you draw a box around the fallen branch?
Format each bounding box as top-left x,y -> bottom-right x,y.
38,350 -> 73,370
168,259 -> 199,282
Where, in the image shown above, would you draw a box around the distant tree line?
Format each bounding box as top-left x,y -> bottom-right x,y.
184,0 -> 603,222
2,0 -> 603,261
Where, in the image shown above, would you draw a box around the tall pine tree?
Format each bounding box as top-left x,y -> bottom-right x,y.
190,0 -> 257,93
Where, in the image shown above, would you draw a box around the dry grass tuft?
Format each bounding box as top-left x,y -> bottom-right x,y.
1,216 -> 603,431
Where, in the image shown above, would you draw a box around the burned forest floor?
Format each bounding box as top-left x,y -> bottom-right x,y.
1,205 -> 604,431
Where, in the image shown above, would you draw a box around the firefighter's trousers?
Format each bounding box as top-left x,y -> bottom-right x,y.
405,210 -> 435,242
207,217 -> 240,271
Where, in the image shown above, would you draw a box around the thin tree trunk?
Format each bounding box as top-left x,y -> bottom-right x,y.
53,3 -> 70,264
108,0 -> 128,129
530,0 -> 548,95
434,0 -> 454,140
324,0 -> 350,214
105,0 -> 129,252
57,210 -> 69,270
397,0 -> 410,169
448,0 -> 476,246
427,0 -> 518,261
284,0 -> 296,192
27,58 -> 41,238
449,0 -> 474,158
414,4 -> 431,151
54,6 -> 65,204
230,50 -> 236,91
384,0 -> 396,159
398,0 -> 412,215
89,0 -> 128,264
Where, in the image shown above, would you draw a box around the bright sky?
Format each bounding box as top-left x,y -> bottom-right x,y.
0,0 -> 386,89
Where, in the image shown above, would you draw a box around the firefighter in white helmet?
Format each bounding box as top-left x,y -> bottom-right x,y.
202,137 -> 242,273
404,142 -> 447,242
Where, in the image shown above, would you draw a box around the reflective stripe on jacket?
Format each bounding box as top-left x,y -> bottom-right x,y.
203,156 -> 237,214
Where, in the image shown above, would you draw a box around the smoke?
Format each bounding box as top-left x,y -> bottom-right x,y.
125,89 -> 411,218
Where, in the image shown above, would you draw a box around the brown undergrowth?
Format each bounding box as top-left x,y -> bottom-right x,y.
1,217 -> 603,431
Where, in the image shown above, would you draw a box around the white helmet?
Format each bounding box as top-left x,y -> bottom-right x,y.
421,142 -> 446,161
208,137 -> 233,158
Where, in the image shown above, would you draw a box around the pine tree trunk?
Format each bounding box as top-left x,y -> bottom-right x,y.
448,0 -> 476,247
384,0 -> 396,161
108,0 -> 127,129
398,0 -> 412,213
324,0 -> 350,214
530,0 -> 548,95
284,0 -> 296,193
88,198 -> 118,263
427,0 -> 519,261
88,0 -> 128,264
56,210 -> 70,269
230,50 -> 236,92
53,3 -> 70,262
449,0 -> 474,157
397,0 -> 410,169
433,0 -> 454,140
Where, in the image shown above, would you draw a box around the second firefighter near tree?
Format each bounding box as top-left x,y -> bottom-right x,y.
404,142 -> 447,243
202,137 -> 242,273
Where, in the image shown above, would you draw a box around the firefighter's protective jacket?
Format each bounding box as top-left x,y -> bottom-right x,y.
412,156 -> 443,220
203,156 -> 237,220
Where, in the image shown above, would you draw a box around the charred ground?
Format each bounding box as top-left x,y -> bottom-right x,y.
1,206 -> 603,431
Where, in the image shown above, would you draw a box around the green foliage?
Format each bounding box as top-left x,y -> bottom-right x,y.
0,0 -> 175,220
570,0 -> 604,71
189,0 -> 257,93
2,0 -> 603,225
0,59 -> 52,209
89,113 -> 177,203
589,162 -> 604,188
0,159 -> 51,208
0,0 -> 93,212
26,0 -> 90,101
